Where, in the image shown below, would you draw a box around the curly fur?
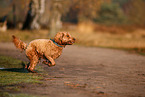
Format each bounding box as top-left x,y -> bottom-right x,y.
12,32 -> 75,73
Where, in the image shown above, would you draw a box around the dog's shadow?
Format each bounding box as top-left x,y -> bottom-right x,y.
0,62 -> 29,73
0,68 -> 29,73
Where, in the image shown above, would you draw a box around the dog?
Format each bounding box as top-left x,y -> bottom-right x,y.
12,32 -> 75,73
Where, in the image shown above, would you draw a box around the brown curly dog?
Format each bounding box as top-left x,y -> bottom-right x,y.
12,32 -> 75,73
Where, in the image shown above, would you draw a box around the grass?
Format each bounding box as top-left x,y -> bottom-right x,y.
68,29 -> 145,55
0,56 -> 24,68
0,55 -> 48,97
0,55 -> 43,86
0,92 -> 40,97
0,30 -> 49,42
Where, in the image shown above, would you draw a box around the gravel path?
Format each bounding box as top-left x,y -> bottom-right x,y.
0,42 -> 145,97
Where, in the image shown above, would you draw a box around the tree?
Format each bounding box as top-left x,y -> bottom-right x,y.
48,0 -> 63,38
22,0 -> 45,30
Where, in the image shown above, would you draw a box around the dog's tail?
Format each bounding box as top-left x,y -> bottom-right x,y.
12,35 -> 27,52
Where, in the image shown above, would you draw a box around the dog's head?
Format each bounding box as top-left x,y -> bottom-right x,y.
54,32 -> 76,45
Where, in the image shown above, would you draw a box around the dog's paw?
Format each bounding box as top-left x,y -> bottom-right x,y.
27,68 -> 37,73
42,61 -> 55,67
30,70 -> 37,73
25,64 -> 28,69
48,63 -> 55,67
26,66 -> 37,73
42,61 -> 49,65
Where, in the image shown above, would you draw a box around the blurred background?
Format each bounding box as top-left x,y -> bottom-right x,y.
0,0 -> 145,54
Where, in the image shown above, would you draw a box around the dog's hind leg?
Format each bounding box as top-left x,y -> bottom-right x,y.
27,55 -> 39,73
25,62 -> 30,69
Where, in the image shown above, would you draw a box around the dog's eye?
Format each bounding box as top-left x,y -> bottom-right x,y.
67,35 -> 69,37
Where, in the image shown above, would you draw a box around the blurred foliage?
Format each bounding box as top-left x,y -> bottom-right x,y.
94,3 -> 127,25
0,0 -> 145,27
0,0 -> 29,22
112,0 -> 130,6
62,0 -> 145,26
122,0 -> 145,25
62,0 -> 111,23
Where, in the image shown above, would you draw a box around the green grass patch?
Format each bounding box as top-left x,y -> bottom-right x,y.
0,56 -> 43,86
0,56 -> 24,68
0,70 -> 42,86
0,92 -> 40,97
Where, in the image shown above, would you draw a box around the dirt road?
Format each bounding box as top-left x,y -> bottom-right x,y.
0,42 -> 145,97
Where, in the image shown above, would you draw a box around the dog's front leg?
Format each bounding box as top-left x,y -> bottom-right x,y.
43,56 -> 55,67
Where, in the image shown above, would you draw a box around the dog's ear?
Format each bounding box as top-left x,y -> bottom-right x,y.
54,32 -> 63,45
61,32 -> 64,38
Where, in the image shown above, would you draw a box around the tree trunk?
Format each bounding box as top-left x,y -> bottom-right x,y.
22,0 -> 45,30
13,4 -> 16,28
49,0 -> 63,38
